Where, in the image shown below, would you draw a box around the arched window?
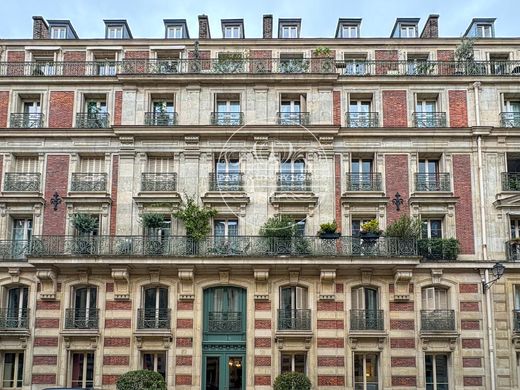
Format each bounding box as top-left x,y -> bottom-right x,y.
278,286 -> 310,331
4,286 -> 28,329
67,285 -> 98,329
139,286 -> 169,329
351,286 -> 382,331
421,286 -> 454,331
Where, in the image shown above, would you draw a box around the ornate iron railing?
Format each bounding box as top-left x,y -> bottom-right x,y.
513,310 -> 520,332
9,113 -> 44,128
207,311 -> 242,333
412,112 -> 447,128
418,238 -> 459,261
506,240 -> 520,261
345,112 -> 379,127
210,112 -> 244,126
276,172 -> 312,191
65,308 -> 99,329
276,112 -> 310,126
71,173 -> 107,192
278,309 -> 311,331
0,240 -> 32,261
141,173 -> 177,192
500,112 -> 520,128
144,112 -> 177,126
75,112 -> 110,128
209,172 -> 243,191
350,309 -> 384,331
4,173 -> 41,192
421,310 -> 455,331
137,308 -> 171,329
502,172 -> 520,191
28,235 -> 419,258
346,173 -> 382,191
415,173 -> 451,192
0,308 -> 29,329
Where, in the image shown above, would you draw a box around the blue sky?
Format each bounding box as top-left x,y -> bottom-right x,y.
0,0 -> 518,39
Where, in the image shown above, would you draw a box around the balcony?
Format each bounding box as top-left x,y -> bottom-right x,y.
415,173 -> 451,192
276,172 -> 312,191
141,173 -> 177,192
346,173 -> 382,192
350,309 -> 384,331
276,112 -> 310,126
28,235 -> 419,258
0,240 -> 32,261
9,113 -> 44,128
418,238 -> 459,261
0,308 -> 29,330
513,310 -> 520,332
209,172 -> 244,191
277,309 -> 311,331
210,112 -> 244,126
75,112 -> 110,128
4,173 -> 41,192
64,308 -> 99,330
502,172 -> 520,192
207,311 -> 242,333
412,112 -> 447,128
71,173 -> 107,192
345,112 -> 379,128
144,112 -> 177,126
501,112 -> 520,128
506,240 -> 520,261
137,308 -> 171,329
421,310 -> 455,332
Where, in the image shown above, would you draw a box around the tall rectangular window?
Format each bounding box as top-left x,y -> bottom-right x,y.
354,353 -> 379,390
281,353 -> 306,374
143,352 -> 166,379
425,354 -> 449,390
2,352 -> 23,388
71,352 -> 94,388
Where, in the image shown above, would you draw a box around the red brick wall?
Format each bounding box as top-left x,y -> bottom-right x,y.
178,300 -> 194,310
317,338 -> 344,348
310,50 -> 336,72
0,91 -> 9,128
317,301 -> 344,311
463,357 -> 482,367
176,356 -> 193,366
449,90 -> 468,128
461,338 -> 481,348
175,375 -> 192,385
254,376 -> 271,386
437,50 -> 454,62
176,337 -> 193,347
254,301 -> 271,311
453,154 -> 475,254
318,376 -> 345,386
36,300 -> 61,310
334,154 -> 342,232
33,355 -> 58,365
460,302 -> 479,311
390,319 -> 414,330
249,50 -> 272,72
317,319 -> 344,329
390,338 -> 415,348
32,374 -> 56,384
254,337 -> 271,348
102,375 -> 119,385
383,90 -> 408,127
460,283 -> 479,293
42,155 -> 70,236
177,318 -> 193,328
254,319 -> 271,329
110,155 -> 119,235
375,50 -> 398,75
114,92 -> 122,126
317,357 -> 344,366
437,50 -> 455,75
34,337 -> 59,347
104,337 -> 130,347
188,50 -> 211,70
35,318 -> 59,328
7,51 -> 25,76
103,355 -> 130,365
463,376 -> 483,386
48,91 -> 74,128
255,356 -> 271,366
106,300 -> 132,310
124,50 -> 149,59
391,357 -> 416,367
105,319 -> 132,328
63,51 -> 86,76
385,154 -> 410,223
392,376 -> 417,387
461,320 -> 480,330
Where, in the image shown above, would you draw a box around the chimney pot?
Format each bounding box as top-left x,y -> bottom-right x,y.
420,14 -> 439,38
263,14 -> 273,39
32,16 -> 49,40
198,15 -> 211,39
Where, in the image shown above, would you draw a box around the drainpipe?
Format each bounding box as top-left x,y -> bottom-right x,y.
483,270 -> 496,390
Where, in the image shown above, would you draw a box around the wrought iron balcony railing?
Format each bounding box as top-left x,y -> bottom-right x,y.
28,235 -> 419,258
75,112 -> 110,128
71,173 -> 107,192
513,310 -> 520,332
276,172 -> 312,192
207,311 -> 242,333
141,173 -> 177,192
502,172 -> 520,192
4,173 -> 41,192
345,112 -> 379,127
276,112 -> 310,126
350,309 -> 384,331
418,238 -> 459,261
144,112 -> 177,126
0,240 -> 32,261
137,308 -> 171,329
346,173 -> 382,191
500,112 -> 520,128
209,172 -> 244,191
421,309 -> 455,332
210,112 -> 244,126
412,112 -> 447,128
415,173 -> 451,192
0,308 -> 29,329
10,113 -> 44,128
506,240 -> 520,261
278,309 -> 311,331
64,308 -> 99,329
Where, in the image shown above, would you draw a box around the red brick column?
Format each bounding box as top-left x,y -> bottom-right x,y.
375,50 -> 398,75
449,90 -> 468,128
249,50 -> 272,72
0,91 -> 9,128
63,51 -> 86,76
333,91 -> 341,126
42,155 -> 70,235
453,154 -> 475,254
254,300 -> 272,387
385,155 -> 410,224
114,91 -> 123,126
7,51 -> 24,76
383,91 -> 408,128
48,91 -> 74,128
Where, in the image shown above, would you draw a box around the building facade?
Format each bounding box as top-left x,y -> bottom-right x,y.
0,12 -> 518,390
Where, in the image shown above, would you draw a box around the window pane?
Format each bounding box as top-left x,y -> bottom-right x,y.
294,354 -> 306,373
71,353 -> 84,387
143,353 -> 154,371
205,357 -> 219,388
214,221 -> 226,237
366,354 -> 378,383
156,353 -> 166,378
352,220 -> 361,237
228,356 -> 242,390
430,220 -> 442,238
353,354 -> 364,384
228,220 -> 238,237
281,354 -> 292,373
435,355 -> 449,384
3,353 -> 15,387
425,354 -> 434,384
86,353 -> 94,387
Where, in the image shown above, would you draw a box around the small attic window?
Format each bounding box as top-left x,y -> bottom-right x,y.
341,24 -> 359,38
281,25 -> 298,38
224,25 -> 241,39
167,26 -> 183,39
400,24 -> 417,38
476,24 -> 493,38
50,26 -> 66,39
107,26 -> 123,39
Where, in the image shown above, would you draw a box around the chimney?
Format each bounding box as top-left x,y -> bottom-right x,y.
263,14 -> 273,38
32,16 -> 49,39
198,15 -> 211,39
420,14 -> 439,38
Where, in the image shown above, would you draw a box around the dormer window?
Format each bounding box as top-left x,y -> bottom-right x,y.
400,24 -> 417,38
50,26 -> 66,39
224,25 -> 241,38
391,18 -> 420,38
107,26 -> 123,39
342,25 -> 359,38
281,25 -> 298,38
167,26 -> 183,39
477,24 -> 493,38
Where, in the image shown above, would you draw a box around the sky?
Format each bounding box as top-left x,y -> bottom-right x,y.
0,0 -> 518,39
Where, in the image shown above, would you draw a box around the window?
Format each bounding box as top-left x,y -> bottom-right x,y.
93,54 -> 117,76
351,286 -> 381,330
417,159 -> 440,191
342,25 -> 359,38
354,353 -> 379,390
167,26 -> 183,39
279,286 -> 309,330
421,219 -> 443,239
281,353 -> 306,374
214,156 -> 240,190
294,218 -> 306,236
70,286 -> 98,329
407,54 -> 430,75
502,100 -> 520,128
224,25 -> 241,38
145,216 -> 171,240
344,55 -> 367,76
50,26 -> 66,39
71,352 -> 94,388
143,352 -> 166,379
348,100 -> 373,127
425,354 -> 449,390
514,286 -> 520,331
11,219 -> 32,259
279,94 -> 307,124
512,219 -> 520,239
21,100 -> 41,128
214,94 -> 241,125
149,99 -> 176,126
107,26 -> 123,39
214,219 -> 238,238
477,24 -> 492,38
400,24 -> 417,38
2,352 -> 23,388
281,25 -> 298,38
422,287 -> 448,310
351,218 -> 375,237
349,159 -> 374,190
32,56 -> 56,76
5,287 -> 28,328
279,157 -> 307,190
415,99 -> 439,127
141,286 -> 169,329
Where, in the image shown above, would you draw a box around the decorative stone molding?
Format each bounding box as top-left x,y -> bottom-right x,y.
421,335 -> 458,351
431,269 -> 443,285
275,334 -> 312,350
78,269 -> 89,285
349,336 -> 386,351
111,267 -> 130,300
8,268 -> 20,284
253,269 -> 269,300
361,269 -> 373,285
178,268 -> 195,300
135,335 -> 172,350
219,270 -> 230,284
288,269 -> 300,286
36,268 -> 57,300
149,269 -> 160,284
319,269 -> 336,300
393,269 -> 413,301
63,336 -> 99,350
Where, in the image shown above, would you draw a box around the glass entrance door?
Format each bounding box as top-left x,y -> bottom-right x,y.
203,354 -> 244,390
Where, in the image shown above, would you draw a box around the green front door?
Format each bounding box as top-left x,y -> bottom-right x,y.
203,353 -> 245,390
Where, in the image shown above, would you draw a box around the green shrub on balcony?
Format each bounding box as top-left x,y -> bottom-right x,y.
418,238 -> 459,261
173,196 -> 217,242
116,369 -> 166,390
260,215 -> 310,255
71,214 -> 99,234
274,372 -> 311,390
384,215 -> 422,238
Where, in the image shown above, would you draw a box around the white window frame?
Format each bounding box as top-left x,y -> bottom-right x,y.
504,100 -> 520,112
421,218 -> 443,239
107,26 -> 123,39
353,353 -> 379,390
422,286 -> 449,310
224,25 -> 241,39
400,24 -> 417,38
50,26 -> 66,39
2,351 -> 24,388
280,352 -> 307,374
477,24 -> 492,38
214,219 -> 238,237
70,352 -> 94,388
342,25 -> 358,38
351,217 -> 375,236
142,352 -> 166,377
167,26 -> 183,39
512,218 -> 520,239
281,25 -> 298,38
425,354 -> 449,390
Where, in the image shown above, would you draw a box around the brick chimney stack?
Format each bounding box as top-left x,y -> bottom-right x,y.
263,14 -> 273,38
32,16 -> 49,39
198,15 -> 211,39
420,14 -> 439,38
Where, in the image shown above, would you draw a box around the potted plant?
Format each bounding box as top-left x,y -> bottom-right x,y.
384,215 -> 422,239
140,213 -> 166,255
259,215 -> 310,255
71,214 -> 99,255
318,221 -> 340,239
360,219 -> 382,239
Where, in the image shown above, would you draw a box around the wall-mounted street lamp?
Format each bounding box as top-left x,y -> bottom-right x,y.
482,262 -> 506,292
